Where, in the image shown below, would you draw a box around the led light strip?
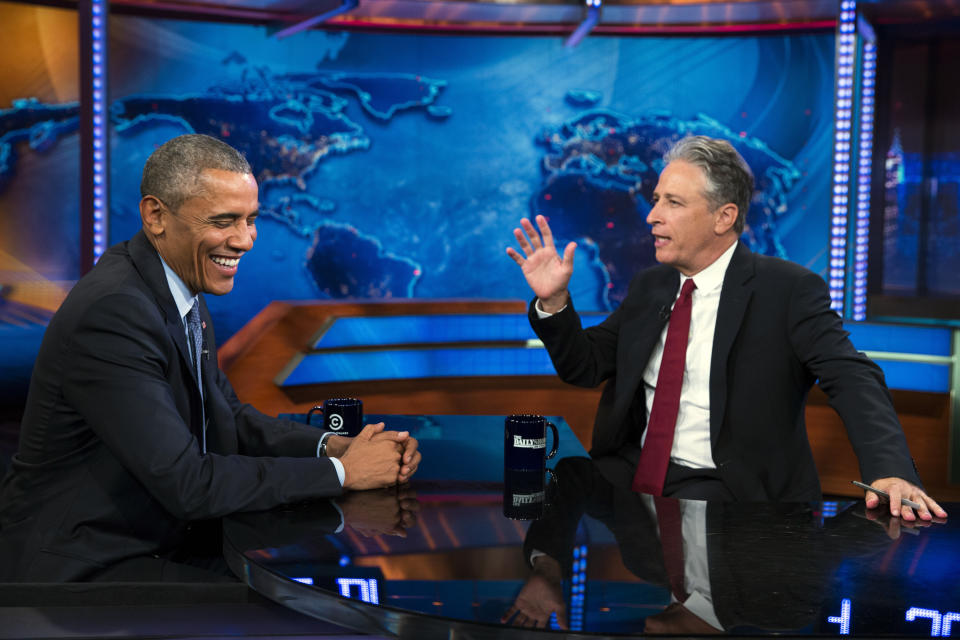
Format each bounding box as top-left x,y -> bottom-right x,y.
568,544 -> 587,631
89,0 -> 108,263
829,0 -> 857,314
852,39 -> 876,321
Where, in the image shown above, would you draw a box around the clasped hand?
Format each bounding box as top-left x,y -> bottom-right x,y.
326,423 -> 421,490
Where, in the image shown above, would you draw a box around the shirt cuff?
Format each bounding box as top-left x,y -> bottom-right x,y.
317,432 -> 345,487
330,457 -> 345,487
534,298 -> 567,318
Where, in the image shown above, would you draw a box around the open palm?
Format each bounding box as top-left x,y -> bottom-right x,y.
506,215 -> 576,311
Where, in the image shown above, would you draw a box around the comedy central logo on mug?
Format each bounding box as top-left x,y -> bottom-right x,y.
328,414 -> 344,430
513,435 -> 546,449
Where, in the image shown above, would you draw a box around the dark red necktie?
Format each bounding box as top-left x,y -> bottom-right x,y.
632,278 -> 696,495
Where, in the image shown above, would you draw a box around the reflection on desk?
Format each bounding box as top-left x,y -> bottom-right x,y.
225,416 -> 958,639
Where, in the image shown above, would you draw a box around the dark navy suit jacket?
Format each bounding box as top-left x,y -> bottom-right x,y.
0,231 -> 340,581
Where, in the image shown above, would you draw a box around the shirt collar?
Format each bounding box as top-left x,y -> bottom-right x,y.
159,257 -> 198,321
681,240 -> 738,294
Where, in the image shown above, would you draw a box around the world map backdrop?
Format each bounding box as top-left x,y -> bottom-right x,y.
1,15 -> 835,386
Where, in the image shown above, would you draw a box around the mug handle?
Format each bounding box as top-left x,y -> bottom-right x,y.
545,421 -> 559,459
544,467 -> 558,504
306,405 -> 324,426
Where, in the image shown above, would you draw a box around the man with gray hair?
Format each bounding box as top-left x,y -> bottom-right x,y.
0,134 -> 420,581
508,135 -> 945,519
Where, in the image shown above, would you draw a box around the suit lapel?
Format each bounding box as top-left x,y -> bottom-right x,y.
709,242 -> 755,446
127,231 -> 201,391
127,230 -> 207,444
617,269 -> 679,424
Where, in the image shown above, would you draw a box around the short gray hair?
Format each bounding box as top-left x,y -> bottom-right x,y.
664,135 -> 754,234
140,134 -> 251,212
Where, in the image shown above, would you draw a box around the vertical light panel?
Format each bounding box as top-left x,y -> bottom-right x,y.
79,0 -> 109,271
567,543 -> 587,631
829,0 -> 857,315
852,33 -> 877,321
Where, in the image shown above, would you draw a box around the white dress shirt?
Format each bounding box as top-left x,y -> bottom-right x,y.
640,241 -> 737,469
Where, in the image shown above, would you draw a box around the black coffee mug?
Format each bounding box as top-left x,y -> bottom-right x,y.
503,467 -> 558,520
307,398 -> 364,437
504,414 -> 559,470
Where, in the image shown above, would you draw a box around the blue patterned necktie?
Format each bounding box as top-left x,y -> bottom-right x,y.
186,300 -> 206,453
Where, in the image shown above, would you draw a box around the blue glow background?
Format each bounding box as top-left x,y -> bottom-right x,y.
104,20 -> 836,341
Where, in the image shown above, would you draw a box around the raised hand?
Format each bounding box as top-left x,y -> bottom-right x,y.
506,215 -> 576,314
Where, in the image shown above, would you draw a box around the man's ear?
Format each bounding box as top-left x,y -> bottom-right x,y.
714,203 -> 739,235
140,195 -> 166,236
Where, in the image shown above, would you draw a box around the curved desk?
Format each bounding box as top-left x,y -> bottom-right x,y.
224,415 -> 959,639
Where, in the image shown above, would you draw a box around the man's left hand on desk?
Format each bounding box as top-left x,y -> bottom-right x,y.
863,477 -> 948,521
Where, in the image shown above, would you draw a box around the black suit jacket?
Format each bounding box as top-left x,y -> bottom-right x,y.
530,242 -> 920,500
0,231 -> 341,581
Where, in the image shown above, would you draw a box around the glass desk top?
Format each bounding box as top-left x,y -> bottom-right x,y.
225,415 -> 958,639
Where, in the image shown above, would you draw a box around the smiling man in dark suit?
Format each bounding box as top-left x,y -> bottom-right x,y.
0,134 -> 420,581
507,135 -> 944,520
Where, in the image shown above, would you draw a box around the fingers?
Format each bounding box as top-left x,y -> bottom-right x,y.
505,246 -> 525,266
400,436 -> 419,463
399,449 -> 421,482
536,214 -> 556,250
924,495 -> 948,520
362,430 -> 420,485
508,216 -> 570,274
398,437 -> 421,481
371,428 -> 407,442
356,422 -> 386,441
513,225 -> 534,257
887,484 -> 904,518
869,478 -> 948,522
561,241 -> 577,269
521,217 -> 543,250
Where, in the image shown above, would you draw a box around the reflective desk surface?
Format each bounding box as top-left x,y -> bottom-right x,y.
224,415 -> 959,639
